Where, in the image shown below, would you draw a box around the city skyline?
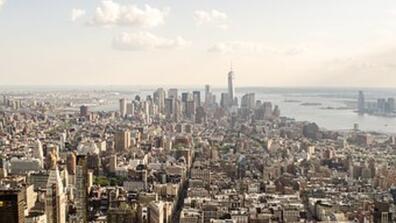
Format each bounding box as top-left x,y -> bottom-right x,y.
1,80 -> 396,223
2,0 -> 396,87
1,1 -> 396,221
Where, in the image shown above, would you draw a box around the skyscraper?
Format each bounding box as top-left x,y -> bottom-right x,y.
241,93 -> 255,109
387,98 -> 395,113
358,91 -> 365,114
186,100 -> 196,119
153,88 -> 166,114
67,152 -> 76,175
126,102 -> 134,116
75,155 -> 88,223
165,98 -> 174,119
115,130 -> 131,152
263,102 -> 273,119
377,98 -> 386,113
0,188 -> 25,223
204,84 -> 212,106
33,139 -> 44,168
228,68 -> 235,107
195,106 -> 206,124
168,88 -> 178,99
46,144 -> 59,170
180,92 -> 190,116
0,157 -> 7,178
192,91 -> 201,107
119,98 -> 127,118
46,168 -> 66,223
220,93 -> 229,109
109,155 -> 117,173
181,92 -> 191,103
174,98 -> 182,122
79,105 -> 89,117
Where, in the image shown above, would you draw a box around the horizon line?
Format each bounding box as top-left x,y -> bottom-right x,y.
1,84 -> 396,90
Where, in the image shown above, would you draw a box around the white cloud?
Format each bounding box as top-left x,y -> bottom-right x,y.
113,32 -> 190,51
194,10 -> 228,29
0,0 -> 6,10
208,41 -> 277,54
71,8 -> 86,22
209,41 -> 305,56
89,0 -> 169,28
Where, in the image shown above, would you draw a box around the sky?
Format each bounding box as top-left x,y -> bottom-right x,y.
1,0 -> 396,87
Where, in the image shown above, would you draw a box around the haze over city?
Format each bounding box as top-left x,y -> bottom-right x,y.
2,1 -> 396,223
1,0 -> 396,86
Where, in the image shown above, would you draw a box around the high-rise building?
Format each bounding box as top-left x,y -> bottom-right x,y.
195,106 -> 206,124
33,139 -> 44,168
165,98 -> 174,119
67,152 -> 76,175
181,92 -> 191,103
87,153 -> 100,175
174,98 -> 182,122
168,88 -> 178,99
204,85 -> 216,107
211,94 -> 216,105
126,102 -> 134,116
79,105 -> 89,117
273,105 -> 280,118
150,101 -> 158,117
386,98 -> 395,113
46,167 -> 66,223
181,92 -> 191,115
254,102 -> 273,120
373,199 -> 392,223
149,201 -> 165,223
205,85 -> 211,105
220,93 -> 229,109
377,98 -> 386,113
46,145 -> 59,170
153,88 -> 166,114
263,102 -> 273,119
115,130 -> 131,152
358,91 -> 365,113
241,93 -> 255,109
0,188 -> 25,223
186,100 -> 196,119
228,68 -> 235,107
142,101 -> 151,123
119,98 -> 127,118
357,91 -> 366,113
0,157 -> 7,178
109,155 -> 117,173
75,155 -> 88,223
193,91 -> 201,107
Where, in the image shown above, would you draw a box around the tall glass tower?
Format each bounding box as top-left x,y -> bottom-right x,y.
227,69 -> 235,106
358,91 -> 365,114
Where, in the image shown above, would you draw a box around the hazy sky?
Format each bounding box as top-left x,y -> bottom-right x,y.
1,0 -> 396,87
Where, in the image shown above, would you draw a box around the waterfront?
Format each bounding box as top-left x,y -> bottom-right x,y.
2,86 -> 396,133
89,87 -> 396,133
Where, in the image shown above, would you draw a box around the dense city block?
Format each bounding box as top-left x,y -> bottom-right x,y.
0,73 -> 395,223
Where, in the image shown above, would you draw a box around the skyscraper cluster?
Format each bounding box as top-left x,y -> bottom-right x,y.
357,91 -> 395,116
3,68 -> 395,223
